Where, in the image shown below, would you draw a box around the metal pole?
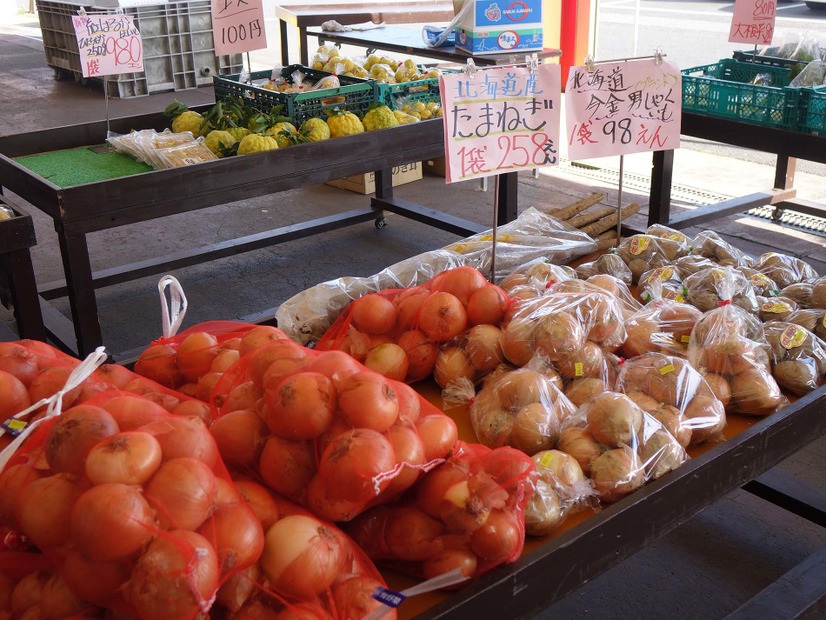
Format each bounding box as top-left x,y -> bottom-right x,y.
246,51 -> 252,73
616,155 -> 624,245
491,175 -> 499,282
104,76 -> 110,135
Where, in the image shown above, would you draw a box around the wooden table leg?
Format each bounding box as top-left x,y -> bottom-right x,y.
772,154 -> 796,223
299,26 -> 309,66
56,226 -> 102,356
280,19 -> 290,66
6,249 -> 46,341
649,149 -> 674,226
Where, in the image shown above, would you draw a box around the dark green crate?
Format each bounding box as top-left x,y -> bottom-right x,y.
681,59 -> 801,131
213,64 -> 374,123
732,49 -> 805,69
800,86 -> 826,135
374,77 -> 442,109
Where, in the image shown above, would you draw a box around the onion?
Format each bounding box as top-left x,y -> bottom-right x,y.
364,343 -> 409,382
393,380 -> 422,424
465,324 -> 504,374
70,483 -> 156,561
216,563 -> 260,612
564,377 -> 607,408
85,431 -> 162,485
432,266 -> 488,305
557,427 -> 605,475
197,502 -> 265,573
0,463 -> 41,529
222,381 -> 264,414
92,363 -> 134,389
397,329 -> 439,382
15,472 -> 83,549
466,285 -> 509,326
154,415 -> 219,467
318,428 -> 396,503
209,409 -> 267,469
469,508 -> 521,561
239,325 -> 285,356
234,480 -> 281,530
134,344 -> 183,389
259,435 -> 316,502
171,399 -> 212,424
44,405 -> 120,475
0,369 -> 30,421
556,342 -> 604,381
383,506 -> 445,561
415,414 -> 459,462
331,575 -> 388,619
39,572 -> 89,619
499,318 -> 535,367
176,332 -> 219,383
535,312 -> 584,362
337,372 -> 399,433
351,294 -> 397,335
511,403 -> 557,455
29,366 -> 82,410
0,345 -> 39,387
265,371 -> 337,440
590,447 -> 645,503
417,292 -> 468,342
250,340 -> 310,390
61,548 -> 131,604
101,395 -> 169,430
125,530 -> 220,620
11,570 -> 50,618
434,346 -> 476,389
259,514 -> 346,600
381,424 -> 427,499
144,457 -> 217,531
422,548 -> 478,582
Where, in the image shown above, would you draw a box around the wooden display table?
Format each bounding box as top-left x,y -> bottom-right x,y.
276,2 -> 456,66
0,199 -> 46,342
0,115 -> 517,358
649,112 -> 826,229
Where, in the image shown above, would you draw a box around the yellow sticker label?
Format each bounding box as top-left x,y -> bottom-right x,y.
7,419 -> 26,431
761,301 -> 792,314
711,269 -> 724,283
780,324 -> 806,349
574,362 -> 584,377
822,314 -> 826,329
666,231 -> 687,243
750,273 -> 772,287
674,294 -> 685,303
657,267 -> 675,281
539,452 -> 555,468
681,334 -> 691,343
659,364 -> 676,375
630,236 -> 651,256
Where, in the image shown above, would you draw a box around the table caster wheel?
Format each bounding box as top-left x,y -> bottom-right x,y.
375,217 -> 387,229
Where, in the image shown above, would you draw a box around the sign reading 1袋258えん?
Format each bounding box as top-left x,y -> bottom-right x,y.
565,58 -> 681,161
439,64 -> 561,183
71,14 -> 144,78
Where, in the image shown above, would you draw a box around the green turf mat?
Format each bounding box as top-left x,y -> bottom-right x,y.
14,145 -> 153,187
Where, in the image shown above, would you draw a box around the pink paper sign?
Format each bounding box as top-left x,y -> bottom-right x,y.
729,0 -> 776,46
71,14 -> 144,78
211,0 -> 267,56
565,58 -> 682,161
439,64 -> 561,184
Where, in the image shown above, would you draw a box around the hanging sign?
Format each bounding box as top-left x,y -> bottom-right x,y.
729,0 -> 775,46
211,0 -> 268,56
565,57 -> 681,161
71,14 -> 144,78
439,63 -> 562,184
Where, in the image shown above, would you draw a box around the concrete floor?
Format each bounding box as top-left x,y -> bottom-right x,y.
1,11 -> 826,619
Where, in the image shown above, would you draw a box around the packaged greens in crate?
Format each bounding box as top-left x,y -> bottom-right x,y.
681,58 -> 801,130
213,64 -> 374,124
800,85 -> 826,135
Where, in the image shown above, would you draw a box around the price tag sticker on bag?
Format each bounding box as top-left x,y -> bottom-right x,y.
372,587 -> 407,608
1,419 -> 28,437
659,363 -> 676,375
574,362 -> 584,377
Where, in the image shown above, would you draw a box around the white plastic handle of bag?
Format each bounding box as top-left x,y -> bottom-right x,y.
422,0 -> 473,48
364,568 -> 470,620
158,274 -> 188,339
0,346 -> 109,471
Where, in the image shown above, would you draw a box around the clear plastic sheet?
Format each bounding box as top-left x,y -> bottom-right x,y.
691,230 -> 753,267
684,265 -> 760,314
751,251 -> 819,289
614,234 -> 688,283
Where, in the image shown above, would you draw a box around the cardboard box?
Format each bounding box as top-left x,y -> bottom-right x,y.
455,25 -> 543,55
424,156 -> 447,177
326,162 -> 422,194
454,0 -> 543,54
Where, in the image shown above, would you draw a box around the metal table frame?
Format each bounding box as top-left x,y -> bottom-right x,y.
648,112 -> 826,229
275,2 -> 455,67
0,114 -> 516,357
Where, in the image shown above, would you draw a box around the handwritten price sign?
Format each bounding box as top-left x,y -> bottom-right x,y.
565,58 -> 681,161
439,64 -> 561,184
729,0 -> 775,45
72,14 -> 144,78
211,0 -> 267,56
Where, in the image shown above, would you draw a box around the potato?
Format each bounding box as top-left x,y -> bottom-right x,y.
729,368 -> 783,416
773,359 -> 822,396
682,394 -> 726,444
702,373 -> 731,408
812,277 -> 826,309
758,297 -> 798,322
779,283 -> 813,309
752,252 -> 818,289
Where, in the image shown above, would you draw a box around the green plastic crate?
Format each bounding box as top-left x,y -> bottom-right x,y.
213,64 -> 374,123
374,77 -> 442,109
800,86 -> 826,135
681,59 -> 801,130
732,49 -> 804,69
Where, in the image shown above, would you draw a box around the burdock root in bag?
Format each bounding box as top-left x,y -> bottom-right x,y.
344,441 -> 535,584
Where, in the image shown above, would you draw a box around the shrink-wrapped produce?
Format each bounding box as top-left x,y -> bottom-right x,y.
763,321 -> 826,395
684,265 -> 760,314
752,251 -> 819,289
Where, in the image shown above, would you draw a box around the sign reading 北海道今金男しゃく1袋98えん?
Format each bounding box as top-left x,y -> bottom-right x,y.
565,58 -> 682,161
439,63 -> 561,184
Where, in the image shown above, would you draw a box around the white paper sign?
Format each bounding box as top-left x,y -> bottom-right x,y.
565,58 -> 682,161
439,64 -> 562,184
729,0 -> 776,46
211,0 -> 268,56
71,14 -> 144,78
